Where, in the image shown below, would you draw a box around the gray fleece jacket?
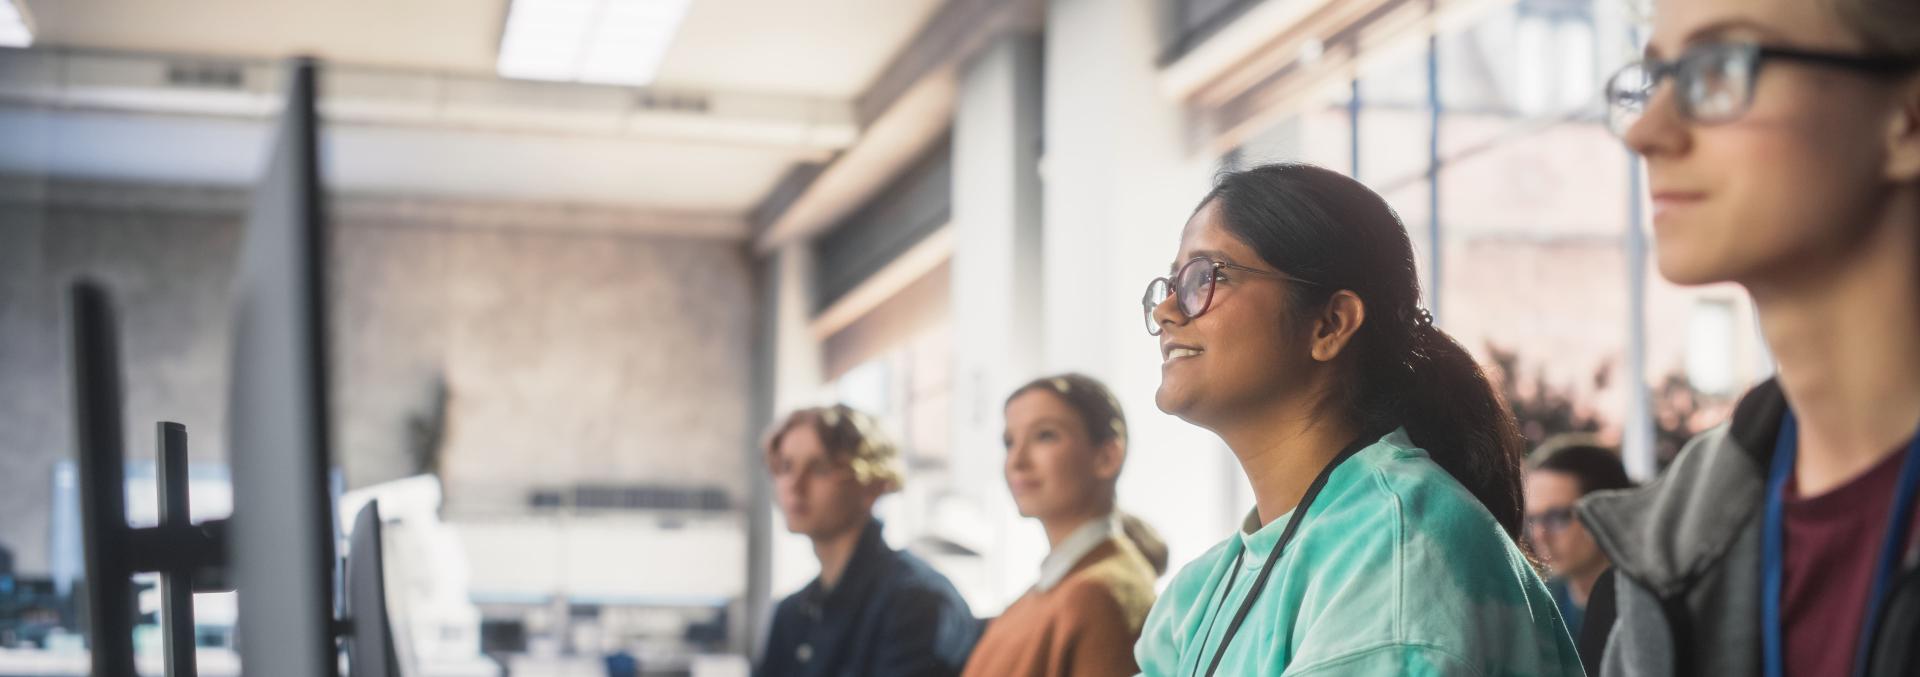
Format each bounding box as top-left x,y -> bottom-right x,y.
1576,378 -> 1920,677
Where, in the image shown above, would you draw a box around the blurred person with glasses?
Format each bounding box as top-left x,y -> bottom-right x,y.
756,405 -> 979,677
1524,436 -> 1634,674
1130,164 -> 1582,676
1582,0 -> 1920,675
960,373 -> 1168,677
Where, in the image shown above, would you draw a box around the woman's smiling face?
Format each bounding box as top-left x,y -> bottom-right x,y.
1003,388 -> 1115,521
1151,200 -> 1318,428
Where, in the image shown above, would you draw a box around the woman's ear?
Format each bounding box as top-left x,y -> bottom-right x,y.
1887,76 -> 1920,182
1310,290 -> 1367,362
1091,438 -> 1125,482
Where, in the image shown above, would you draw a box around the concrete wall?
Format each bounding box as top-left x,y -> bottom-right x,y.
0,178 -> 754,574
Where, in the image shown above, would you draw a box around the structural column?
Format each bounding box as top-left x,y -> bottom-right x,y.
744,242 -> 823,656
1042,0 -> 1238,579
950,32 -> 1047,609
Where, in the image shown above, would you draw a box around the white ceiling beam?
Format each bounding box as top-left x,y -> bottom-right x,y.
750,0 -> 1042,254
808,225 -> 953,341
0,103 -> 795,219
1193,0 -> 1511,156
0,47 -> 857,153
1159,0 -> 1326,102
0,173 -> 749,238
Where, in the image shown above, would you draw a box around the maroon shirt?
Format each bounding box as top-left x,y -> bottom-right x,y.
1781,447 -> 1915,677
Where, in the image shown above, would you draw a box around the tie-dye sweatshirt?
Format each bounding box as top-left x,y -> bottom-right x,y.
1134,429 -> 1585,676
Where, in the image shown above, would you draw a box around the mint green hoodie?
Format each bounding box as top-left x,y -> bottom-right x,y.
1135,430 -> 1584,676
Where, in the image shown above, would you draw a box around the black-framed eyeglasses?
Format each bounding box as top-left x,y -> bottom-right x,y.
1524,507 -> 1577,535
1141,256 -> 1319,336
1605,42 -> 1920,138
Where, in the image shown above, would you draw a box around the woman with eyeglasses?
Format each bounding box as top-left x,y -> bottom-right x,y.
960,373 -> 1169,677
1577,0 -> 1920,675
1131,163 -> 1583,676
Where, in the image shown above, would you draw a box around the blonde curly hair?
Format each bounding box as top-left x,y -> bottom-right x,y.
763,404 -> 904,493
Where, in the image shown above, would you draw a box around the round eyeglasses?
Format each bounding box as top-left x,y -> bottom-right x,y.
1142,256 -> 1319,336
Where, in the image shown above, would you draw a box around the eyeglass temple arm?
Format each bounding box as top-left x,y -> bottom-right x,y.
1216,261 -> 1324,288
1756,46 -> 1920,74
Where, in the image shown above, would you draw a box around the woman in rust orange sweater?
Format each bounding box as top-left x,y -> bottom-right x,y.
961,373 -> 1168,677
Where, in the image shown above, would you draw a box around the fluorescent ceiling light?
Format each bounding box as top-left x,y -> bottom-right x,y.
0,0 -> 34,48
497,0 -> 690,86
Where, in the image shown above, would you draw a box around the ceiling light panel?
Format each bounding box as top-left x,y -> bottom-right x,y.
497,0 -> 691,87
0,0 -> 34,48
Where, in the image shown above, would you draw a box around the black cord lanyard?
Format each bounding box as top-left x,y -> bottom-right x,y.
1194,432 -> 1375,677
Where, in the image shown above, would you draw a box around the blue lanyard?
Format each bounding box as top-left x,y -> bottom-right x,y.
1761,409 -> 1920,677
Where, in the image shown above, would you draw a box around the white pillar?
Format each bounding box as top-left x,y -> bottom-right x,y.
1042,0 -> 1238,577
756,242 -> 824,642
1598,0 -> 1659,481
771,243 -> 823,415
950,33 -> 1047,610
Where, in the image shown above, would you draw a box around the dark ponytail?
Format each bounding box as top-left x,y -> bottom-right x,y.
1201,163 -> 1526,538
1390,318 -> 1527,538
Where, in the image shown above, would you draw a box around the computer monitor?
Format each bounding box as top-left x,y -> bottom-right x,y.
345,503 -> 401,677
226,56 -> 339,677
71,55 -> 404,677
72,284 -> 222,677
69,280 -> 136,677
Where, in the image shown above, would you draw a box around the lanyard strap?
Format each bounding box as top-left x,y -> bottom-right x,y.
1195,431 -> 1375,677
1761,409 -> 1920,677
